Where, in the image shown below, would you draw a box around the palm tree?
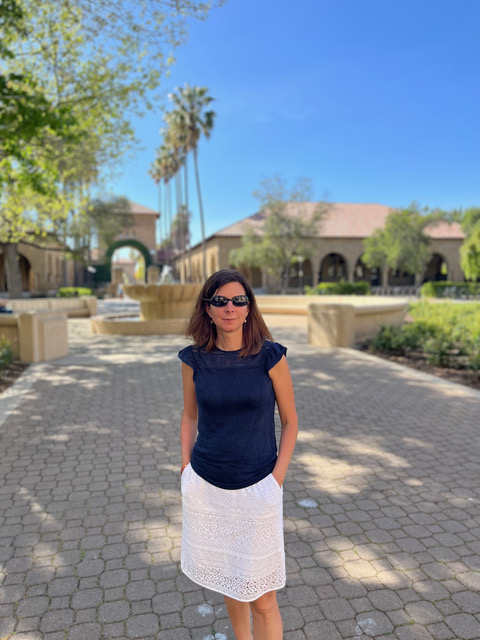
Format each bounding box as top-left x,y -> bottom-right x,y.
149,144 -> 182,259
167,84 -> 215,280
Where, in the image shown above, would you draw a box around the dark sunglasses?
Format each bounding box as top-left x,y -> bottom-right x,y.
203,295 -> 249,307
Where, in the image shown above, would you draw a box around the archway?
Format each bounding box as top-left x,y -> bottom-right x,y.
388,269 -> 415,286
289,258 -> 313,291
233,265 -> 263,289
0,253 -> 31,292
354,257 -> 381,287
319,253 -> 347,282
104,239 -> 152,285
424,253 -> 448,282
105,239 -> 152,269
19,254 -> 31,290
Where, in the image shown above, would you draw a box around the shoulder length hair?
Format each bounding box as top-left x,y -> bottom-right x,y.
186,269 -> 273,356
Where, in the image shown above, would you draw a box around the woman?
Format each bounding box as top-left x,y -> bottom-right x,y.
178,269 -> 298,640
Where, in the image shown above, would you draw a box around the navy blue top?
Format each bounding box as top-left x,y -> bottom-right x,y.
178,341 -> 287,490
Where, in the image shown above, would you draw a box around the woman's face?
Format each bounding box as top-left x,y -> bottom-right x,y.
206,281 -> 249,336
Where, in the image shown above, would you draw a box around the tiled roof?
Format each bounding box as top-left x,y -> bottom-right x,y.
214,202 -> 465,240
127,200 -> 159,216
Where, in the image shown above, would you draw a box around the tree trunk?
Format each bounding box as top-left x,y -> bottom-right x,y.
193,147 -> 207,281
183,160 -> 192,282
3,242 -> 23,299
280,265 -> 290,295
381,264 -> 389,289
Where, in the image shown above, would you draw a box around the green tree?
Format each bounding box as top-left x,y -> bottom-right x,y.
0,0 -> 75,192
460,207 -> 480,281
1,0 -> 222,296
171,207 -> 191,252
82,197 -> 133,255
363,204 -> 445,288
164,84 -> 216,279
230,176 -> 327,294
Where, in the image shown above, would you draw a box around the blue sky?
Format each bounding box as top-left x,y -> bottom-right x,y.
108,0 -> 480,248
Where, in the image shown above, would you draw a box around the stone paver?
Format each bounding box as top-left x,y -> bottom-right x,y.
0,302 -> 479,639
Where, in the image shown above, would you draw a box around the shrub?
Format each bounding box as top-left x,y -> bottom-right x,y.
368,325 -> 405,354
306,280 -> 370,295
57,287 -> 93,298
370,301 -> 480,371
367,321 -> 437,355
0,336 -> 13,371
424,331 -> 458,367
420,281 -> 480,299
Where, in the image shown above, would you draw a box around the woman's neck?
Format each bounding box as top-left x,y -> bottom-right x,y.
215,331 -> 243,352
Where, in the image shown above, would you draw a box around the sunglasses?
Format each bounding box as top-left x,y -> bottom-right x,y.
203,295 -> 249,307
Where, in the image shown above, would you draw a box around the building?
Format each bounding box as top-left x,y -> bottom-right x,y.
0,200 -> 159,296
173,203 -> 465,292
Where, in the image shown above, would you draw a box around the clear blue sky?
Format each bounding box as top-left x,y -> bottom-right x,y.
108,0 -> 480,248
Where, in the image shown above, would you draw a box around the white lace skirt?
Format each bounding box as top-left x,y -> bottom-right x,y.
181,463 -> 286,602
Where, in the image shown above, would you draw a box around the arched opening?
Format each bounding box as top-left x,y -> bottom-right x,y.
232,265 -> 263,289
388,269 -> 415,286
354,257 -> 381,287
19,255 -> 31,291
210,255 -> 217,277
0,253 -> 31,292
289,258 -> 313,292
0,255 -> 6,292
424,253 -> 448,282
111,247 -> 145,285
319,253 -> 347,282
104,239 -> 152,284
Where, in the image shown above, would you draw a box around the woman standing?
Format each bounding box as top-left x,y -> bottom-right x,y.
178,269 -> 298,640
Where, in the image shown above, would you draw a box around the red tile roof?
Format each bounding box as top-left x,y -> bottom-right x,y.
214,202 -> 465,240
127,200 -> 159,216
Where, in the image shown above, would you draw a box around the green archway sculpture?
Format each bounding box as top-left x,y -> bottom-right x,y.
105,239 -> 153,268
94,239 -> 153,285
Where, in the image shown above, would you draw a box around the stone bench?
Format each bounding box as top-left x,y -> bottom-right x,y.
8,295 -> 97,318
308,301 -> 408,347
256,295 -> 408,348
0,310 -> 68,363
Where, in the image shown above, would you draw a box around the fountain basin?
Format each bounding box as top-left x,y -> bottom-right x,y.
90,283 -> 202,335
124,283 -> 202,321
90,313 -> 189,335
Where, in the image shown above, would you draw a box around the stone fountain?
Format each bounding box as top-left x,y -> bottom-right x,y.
90,265 -> 202,335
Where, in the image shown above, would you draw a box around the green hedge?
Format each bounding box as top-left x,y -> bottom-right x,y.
305,280 -> 371,295
57,287 -> 93,297
368,301 -> 480,370
420,281 -> 480,299
0,336 -> 13,371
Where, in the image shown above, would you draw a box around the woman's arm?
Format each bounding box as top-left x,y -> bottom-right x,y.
269,355 -> 298,487
180,362 -> 198,471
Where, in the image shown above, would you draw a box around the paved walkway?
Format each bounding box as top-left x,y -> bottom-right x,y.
1,304 -> 480,640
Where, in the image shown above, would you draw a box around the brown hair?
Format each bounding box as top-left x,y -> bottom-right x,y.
186,269 -> 273,356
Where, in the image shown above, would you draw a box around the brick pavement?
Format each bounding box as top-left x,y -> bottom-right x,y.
1,311 -> 480,640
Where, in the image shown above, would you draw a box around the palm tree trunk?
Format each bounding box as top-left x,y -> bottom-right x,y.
3,242 -> 23,299
157,181 -> 163,248
183,159 -> 192,282
193,147 -> 207,280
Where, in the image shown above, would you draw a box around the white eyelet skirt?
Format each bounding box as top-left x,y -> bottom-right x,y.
181,463 -> 286,602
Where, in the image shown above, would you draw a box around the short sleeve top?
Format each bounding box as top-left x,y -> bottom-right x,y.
178,340 -> 287,489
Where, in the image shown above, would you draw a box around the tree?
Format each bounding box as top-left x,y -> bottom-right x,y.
171,207 -> 191,252
230,176 -> 327,294
1,0 -> 222,296
164,84 -> 216,279
460,207 -> 480,281
363,204 -> 445,287
0,0 -> 75,192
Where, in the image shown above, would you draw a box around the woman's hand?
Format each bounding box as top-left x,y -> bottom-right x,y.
272,469 -> 283,488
